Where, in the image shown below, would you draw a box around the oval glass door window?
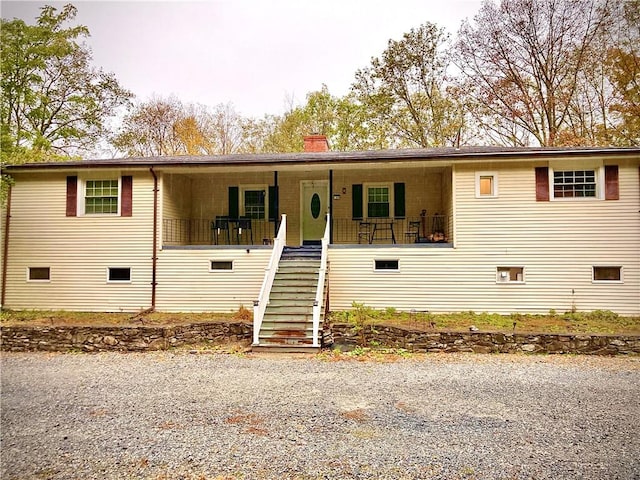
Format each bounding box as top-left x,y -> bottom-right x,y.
310,193 -> 321,219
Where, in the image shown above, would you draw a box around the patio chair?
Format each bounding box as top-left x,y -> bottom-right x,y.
404,220 -> 421,243
212,216 -> 231,245
233,216 -> 253,245
358,221 -> 372,244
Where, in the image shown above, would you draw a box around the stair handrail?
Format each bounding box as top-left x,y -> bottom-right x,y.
312,213 -> 331,347
253,214 -> 287,345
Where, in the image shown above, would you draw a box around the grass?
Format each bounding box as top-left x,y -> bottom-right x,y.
333,303 -> 640,335
0,307 -> 250,327
2,304 -> 639,335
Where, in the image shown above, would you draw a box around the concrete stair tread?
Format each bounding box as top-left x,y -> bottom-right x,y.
251,345 -> 320,353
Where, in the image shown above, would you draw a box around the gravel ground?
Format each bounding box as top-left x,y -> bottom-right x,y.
1,351 -> 639,480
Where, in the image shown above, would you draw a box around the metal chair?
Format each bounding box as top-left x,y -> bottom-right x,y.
358,221 -> 372,244
233,216 -> 253,245
404,220 -> 421,243
212,216 -> 230,245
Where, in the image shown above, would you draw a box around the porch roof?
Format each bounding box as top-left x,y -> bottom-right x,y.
5,145 -> 640,172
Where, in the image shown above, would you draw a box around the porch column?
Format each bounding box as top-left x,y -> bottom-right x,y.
329,169 -> 333,244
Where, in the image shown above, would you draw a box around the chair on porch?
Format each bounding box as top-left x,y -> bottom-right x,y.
212,216 -> 231,245
404,220 -> 421,243
357,221 -> 372,244
233,216 -> 253,245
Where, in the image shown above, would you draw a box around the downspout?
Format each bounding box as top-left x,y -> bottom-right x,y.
150,168 -> 158,310
1,186 -> 12,308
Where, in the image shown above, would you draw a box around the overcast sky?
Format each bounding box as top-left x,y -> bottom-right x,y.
1,0 -> 484,118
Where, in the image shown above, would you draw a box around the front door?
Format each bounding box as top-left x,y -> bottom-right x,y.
301,180 -> 328,245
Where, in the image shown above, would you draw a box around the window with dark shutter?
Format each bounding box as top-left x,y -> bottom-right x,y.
352,184 -> 363,220
535,167 -> 549,201
121,176 -> 133,216
228,186 -> 239,219
604,165 -> 619,200
66,176 -> 78,216
394,183 -> 405,218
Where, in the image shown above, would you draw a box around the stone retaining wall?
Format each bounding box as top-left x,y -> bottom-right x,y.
2,322 -> 638,355
331,323 -> 640,355
0,322 -> 252,352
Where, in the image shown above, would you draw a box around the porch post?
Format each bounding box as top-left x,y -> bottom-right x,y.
273,171 -> 279,234
329,169 -> 333,244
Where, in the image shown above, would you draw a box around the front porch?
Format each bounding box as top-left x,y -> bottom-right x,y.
162,215 -> 453,247
160,162 -> 454,248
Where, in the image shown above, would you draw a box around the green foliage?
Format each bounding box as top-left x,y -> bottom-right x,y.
1,3 -> 132,157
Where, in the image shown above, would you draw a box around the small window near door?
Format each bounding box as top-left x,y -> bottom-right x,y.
28,267 -> 50,282
108,267 -> 131,282
476,172 -> 498,198
593,266 -> 622,283
374,259 -> 399,271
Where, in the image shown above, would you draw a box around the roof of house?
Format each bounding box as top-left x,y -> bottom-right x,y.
4,145 -> 640,171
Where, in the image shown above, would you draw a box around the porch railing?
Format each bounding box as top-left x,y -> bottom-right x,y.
163,218 -> 276,246
253,214 -> 287,346
312,213 -> 330,348
331,215 -> 453,245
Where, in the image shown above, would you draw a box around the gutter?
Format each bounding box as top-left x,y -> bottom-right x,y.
1,186 -> 12,308
150,167 -> 158,310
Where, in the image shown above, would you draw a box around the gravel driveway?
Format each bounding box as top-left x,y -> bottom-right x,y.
1,351 -> 639,480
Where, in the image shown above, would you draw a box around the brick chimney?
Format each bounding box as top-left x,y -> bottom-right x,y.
303,134 -> 329,152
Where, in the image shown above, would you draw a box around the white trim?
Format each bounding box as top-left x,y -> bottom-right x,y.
548,161 -> 604,200
475,171 -> 498,198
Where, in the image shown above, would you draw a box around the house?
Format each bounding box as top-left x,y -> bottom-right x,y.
1,137 -> 639,350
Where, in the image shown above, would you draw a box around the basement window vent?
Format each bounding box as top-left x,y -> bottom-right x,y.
28,267 -> 50,282
496,267 -> 524,283
593,266 -> 622,283
108,267 -> 131,282
374,259 -> 399,271
210,260 -> 234,271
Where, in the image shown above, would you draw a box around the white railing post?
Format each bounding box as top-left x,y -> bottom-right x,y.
312,213 -> 331,347
253,214 -> 287,345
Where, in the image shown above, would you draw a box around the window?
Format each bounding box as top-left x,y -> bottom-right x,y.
496,267 -> 524,283
553,170 -> 596,198
241,187 -> 266,219
108,267 -> 131,282
28,267 -> 50,281
374,259 -> 399,271
367,186 -> 390,218
86,179 -> 119,214
475,172 -> 498,198
210,260 -> 234,271
593,266 -> 622,283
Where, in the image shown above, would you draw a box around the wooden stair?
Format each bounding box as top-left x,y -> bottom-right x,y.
252,246 -> 323,353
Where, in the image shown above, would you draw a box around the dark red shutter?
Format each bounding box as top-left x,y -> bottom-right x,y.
535,167 -> 549,201
121,175 -> 133,216
66,176 -> 77,216
604,165 -> 619,200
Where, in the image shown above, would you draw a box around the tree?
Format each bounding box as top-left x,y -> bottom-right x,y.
112,97 -> 246,156
0,4 -> 132,157
455,0 -> 611,146
352,22 -> 467,148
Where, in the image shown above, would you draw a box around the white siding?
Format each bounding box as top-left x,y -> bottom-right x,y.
3,170 -> 155,312
329,158 -> 640,315
155,247 -> 271,312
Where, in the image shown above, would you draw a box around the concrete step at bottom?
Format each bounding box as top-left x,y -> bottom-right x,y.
251,345 -> 320,354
